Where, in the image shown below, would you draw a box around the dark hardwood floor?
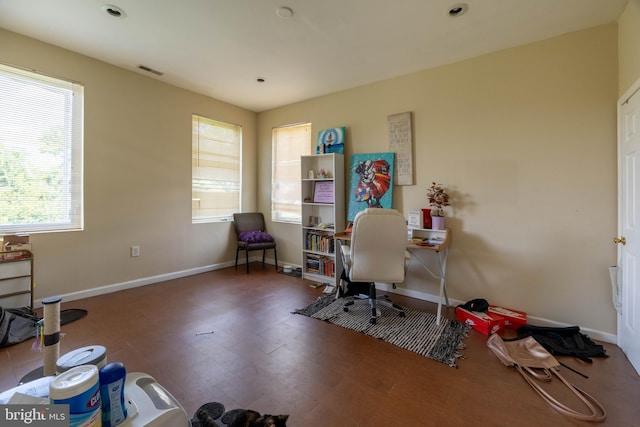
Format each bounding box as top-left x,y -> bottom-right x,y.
1,266 -> 639,426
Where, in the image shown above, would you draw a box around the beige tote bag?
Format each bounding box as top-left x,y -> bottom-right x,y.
487,334 -> 606,422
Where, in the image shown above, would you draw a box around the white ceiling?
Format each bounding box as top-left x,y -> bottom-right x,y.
0,0 -> 628,112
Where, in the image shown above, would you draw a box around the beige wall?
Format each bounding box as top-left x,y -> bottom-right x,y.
259,24 -> 619,335
0,29 -> 258,298
619,0 -> 640,95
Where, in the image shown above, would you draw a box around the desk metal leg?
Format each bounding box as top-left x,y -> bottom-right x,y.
435,248 -> 449,324
409,247 -> 449,325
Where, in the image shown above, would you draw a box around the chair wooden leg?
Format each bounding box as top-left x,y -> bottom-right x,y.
245,250 -> 250,274
262,249 -> 266,265
235,248 -> 240,270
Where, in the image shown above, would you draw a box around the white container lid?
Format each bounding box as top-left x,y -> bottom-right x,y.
50,365 -> 99,400
56,345 -> 107,373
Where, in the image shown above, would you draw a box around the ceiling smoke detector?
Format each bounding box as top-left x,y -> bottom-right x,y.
101,4 -> 127,18
448,3 -> 468,17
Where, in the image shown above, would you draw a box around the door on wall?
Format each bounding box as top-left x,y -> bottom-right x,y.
618,83 -> 640,375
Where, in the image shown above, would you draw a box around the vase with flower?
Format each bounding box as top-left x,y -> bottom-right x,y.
427,182 -> 450,230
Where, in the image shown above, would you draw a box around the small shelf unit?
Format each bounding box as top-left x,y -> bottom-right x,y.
0,250 -> 34,309
301,153 -> 344,286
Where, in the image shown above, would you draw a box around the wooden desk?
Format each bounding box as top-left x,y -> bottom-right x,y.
334,228 -> 451,325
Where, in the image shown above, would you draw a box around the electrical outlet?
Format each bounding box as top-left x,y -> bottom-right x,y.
131,245 -> 140,257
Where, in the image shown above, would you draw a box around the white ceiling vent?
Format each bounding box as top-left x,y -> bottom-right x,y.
137,65 -> 164,76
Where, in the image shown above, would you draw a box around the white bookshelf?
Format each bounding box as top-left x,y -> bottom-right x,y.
300,153 -> 344,286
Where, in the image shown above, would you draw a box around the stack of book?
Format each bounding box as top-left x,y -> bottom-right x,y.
305,254 -> 335,277
305,231 -> 335,253
427,236 -> 445,246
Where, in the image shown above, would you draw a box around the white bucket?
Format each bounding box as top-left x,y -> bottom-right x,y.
50,365 -> 102,427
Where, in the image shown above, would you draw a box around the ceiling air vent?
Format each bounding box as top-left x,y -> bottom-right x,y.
137,65 -> 163,76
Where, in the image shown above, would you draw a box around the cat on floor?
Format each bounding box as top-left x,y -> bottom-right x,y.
192,403 -> 288,427
228,409 -> 288,427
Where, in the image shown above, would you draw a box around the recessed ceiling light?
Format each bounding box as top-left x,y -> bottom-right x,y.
276,7 -> 294,18
448,3 -> 468,17
101,4 -> 127,18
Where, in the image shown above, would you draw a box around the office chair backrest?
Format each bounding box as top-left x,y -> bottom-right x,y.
349,208 -> 408,283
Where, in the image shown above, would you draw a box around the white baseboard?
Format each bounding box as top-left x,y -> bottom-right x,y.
376,282 -> 617,344
34,254 -> 281,308
32,262 -> 232,307
33,260 -> 616,345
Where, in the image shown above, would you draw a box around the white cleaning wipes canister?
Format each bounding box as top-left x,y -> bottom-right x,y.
50,365 -> 102,427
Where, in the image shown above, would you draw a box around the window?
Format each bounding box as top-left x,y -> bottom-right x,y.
0,63 -> 84,234
272,123 -> 311,223
192,115 -> 241,222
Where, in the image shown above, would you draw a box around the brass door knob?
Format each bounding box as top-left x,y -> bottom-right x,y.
614,237 -> 627,245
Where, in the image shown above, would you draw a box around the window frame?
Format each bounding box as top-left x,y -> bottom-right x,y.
0,63 -> 84,235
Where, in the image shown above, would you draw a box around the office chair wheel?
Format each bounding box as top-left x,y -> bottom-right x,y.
370,317 -> 376,324
399,312 -> 405,318
343,300 -> 354,312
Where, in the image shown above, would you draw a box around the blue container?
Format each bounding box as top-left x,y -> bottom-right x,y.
99,362 -> 127,427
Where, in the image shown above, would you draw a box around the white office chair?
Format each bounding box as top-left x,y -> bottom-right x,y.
341,208 -> 408,324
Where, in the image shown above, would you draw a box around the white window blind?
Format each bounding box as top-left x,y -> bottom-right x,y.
192,115 -> 241,222
272,123 -> 311,223
0,63 -> 84,234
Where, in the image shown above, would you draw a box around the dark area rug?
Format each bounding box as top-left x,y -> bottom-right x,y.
294,294 -> 469,368
61,308 -> 88,325
278,267 -> 302,278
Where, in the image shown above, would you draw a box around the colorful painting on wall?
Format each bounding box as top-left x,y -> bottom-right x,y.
316,127 -> 345,154
347,152 -> 395,221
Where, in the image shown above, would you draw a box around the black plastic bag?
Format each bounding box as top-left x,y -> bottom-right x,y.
516,324 -> 607,362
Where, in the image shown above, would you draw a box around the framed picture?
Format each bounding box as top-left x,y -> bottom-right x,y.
407,210 -> 423,229
313,181 -> 334,204
388,112 -> 414,185
317,127 -> 345,154
347,152 -> 395,220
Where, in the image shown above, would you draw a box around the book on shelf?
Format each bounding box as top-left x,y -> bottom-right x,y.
305,231 -> 335,253
428,236 -> 445,245
304,255 -> 335,277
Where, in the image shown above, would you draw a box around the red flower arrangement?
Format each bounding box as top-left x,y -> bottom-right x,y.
427,182 -> 450,217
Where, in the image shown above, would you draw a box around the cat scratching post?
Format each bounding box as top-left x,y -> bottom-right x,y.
42,296 -> 62,376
